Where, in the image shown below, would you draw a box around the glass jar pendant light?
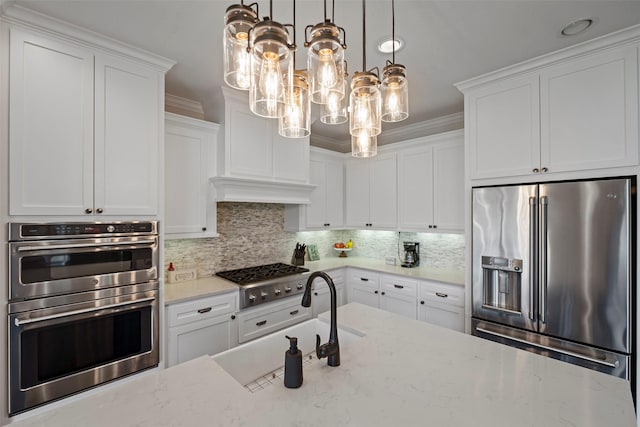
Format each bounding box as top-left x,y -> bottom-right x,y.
381,0 -> 409,122
320,62 -> 348,124
305,0 -> 346,105
279,0 -> 310,138
223,2 -> 259,90
349,0 -> 381,157
248,9 -> 293,118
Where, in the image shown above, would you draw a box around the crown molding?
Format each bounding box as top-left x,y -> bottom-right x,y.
165,94 -> 206,120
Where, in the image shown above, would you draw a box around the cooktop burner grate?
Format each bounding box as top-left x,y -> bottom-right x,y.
216,263 -> 309,285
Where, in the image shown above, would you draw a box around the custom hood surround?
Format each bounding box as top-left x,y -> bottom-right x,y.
214,87 -> 316,204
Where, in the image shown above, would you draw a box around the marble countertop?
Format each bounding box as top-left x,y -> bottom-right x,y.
164,257 -> 464,306
10,303 -> 635,427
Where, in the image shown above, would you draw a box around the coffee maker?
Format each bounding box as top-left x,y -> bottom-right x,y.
401,242 -> 420,268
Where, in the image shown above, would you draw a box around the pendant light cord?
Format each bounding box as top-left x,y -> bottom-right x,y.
391,0 -> 395,64
362,0 -> 366,70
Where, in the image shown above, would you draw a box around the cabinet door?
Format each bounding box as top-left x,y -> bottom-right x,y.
312,284 -> 345,317
540,46 -> 638,173
468,75 -> 540,179
345,159 -> 371,227
273,131 -> 309,183
165,115 -> 218,237
369,153 -> 397,229
419,302 -> 464,332
9,29 -> 94,215
349,283 -> 379,308
305,159 -> 327,229
381,292 -> 417,319
324,158 -> 344,228
398,147 -> 434,231
166,315 -> 235,367
94,54 -> 160,215
432,140 -> 464,232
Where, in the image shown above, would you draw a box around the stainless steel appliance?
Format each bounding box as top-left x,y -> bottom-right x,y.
8,222 -> 159,415
471,178 -> 633,380
216,263 -> 309,309
472,178 -> 635,379
401,241 -> 420,268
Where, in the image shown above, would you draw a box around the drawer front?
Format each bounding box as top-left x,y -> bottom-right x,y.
312,269 -> 345,290
348,268 -> 380,288
167,292 -> 237,327
381,275 -> 418,297
420,281 -> 464,307
237,297 -> 311,343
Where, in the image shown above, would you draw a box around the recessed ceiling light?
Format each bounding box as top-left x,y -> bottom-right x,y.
561,18 -> 594,36
378,38 -> 403,54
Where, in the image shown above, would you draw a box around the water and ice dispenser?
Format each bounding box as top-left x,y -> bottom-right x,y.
481,256 -> 523,313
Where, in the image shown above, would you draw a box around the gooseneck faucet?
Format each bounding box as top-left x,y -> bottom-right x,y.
301,271 -> 340,367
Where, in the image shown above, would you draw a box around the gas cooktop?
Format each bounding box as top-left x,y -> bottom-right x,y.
216,263 -> 309,286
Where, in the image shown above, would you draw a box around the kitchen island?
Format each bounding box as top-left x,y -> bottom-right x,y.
8,303 -> 635,427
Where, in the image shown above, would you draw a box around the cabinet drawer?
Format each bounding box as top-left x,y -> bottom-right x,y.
381,275 -> 418,297
348,269 -> 380,287
237,297 -> 311,343
167,292 -> 237,327
312,269 -> 344,291
420,281 -> 464,307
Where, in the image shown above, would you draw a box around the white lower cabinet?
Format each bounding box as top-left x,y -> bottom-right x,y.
237,296 -> 311,344
165,292 -> 238,367
418,280 -> 465,332
310,270 -> 345,317
347,269 -> 417,319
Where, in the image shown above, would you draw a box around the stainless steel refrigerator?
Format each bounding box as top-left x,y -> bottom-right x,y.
472,178 -> 633,379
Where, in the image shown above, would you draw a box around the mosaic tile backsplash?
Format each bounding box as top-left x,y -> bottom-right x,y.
164,202 -> 465,278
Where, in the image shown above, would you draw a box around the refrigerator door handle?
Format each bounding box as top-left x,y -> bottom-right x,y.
539,195 -> 548,324
529,196 -> 537,321
475,326 -> 620,369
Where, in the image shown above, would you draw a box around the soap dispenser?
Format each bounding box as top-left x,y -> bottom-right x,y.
284,335 -> 303,388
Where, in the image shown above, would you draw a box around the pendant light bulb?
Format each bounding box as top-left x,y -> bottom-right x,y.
351,132 -> 377,158
317,48 -> 339,89
233,33 -> 251,89
258,50 -> 284,116
305,19 -> 346,104
381,64 -> 408,122
349,72 -> 381,137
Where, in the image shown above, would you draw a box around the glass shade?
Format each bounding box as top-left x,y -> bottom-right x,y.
349,72 -> 381,137
351,132 -> 377,158
320,77 -> 348,124
223,4 -> 258,90
249,20 -> 291,118
306,21 -> 346,104
279,70 -> 311,138
381,64 -> 409,122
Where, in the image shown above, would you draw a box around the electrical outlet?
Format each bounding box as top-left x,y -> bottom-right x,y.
385,256 -> 397,265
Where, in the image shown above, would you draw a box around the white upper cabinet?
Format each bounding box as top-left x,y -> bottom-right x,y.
459,36 -> 639,181
165,113 -> 220,239
397,131 -> 464,232
540,46 -> 638,173
284,148 -> 344,231
345,152 -> 397,229
466,75 -> 540,179
8,23 -> 172,217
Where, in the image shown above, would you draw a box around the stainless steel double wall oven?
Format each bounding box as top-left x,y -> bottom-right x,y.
8,221 -> 160,415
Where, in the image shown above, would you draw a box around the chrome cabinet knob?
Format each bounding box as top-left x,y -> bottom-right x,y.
541,167 -> 548,173
532,168 -> 540,173
96,208 -> 103,214
85,208 -> 93,214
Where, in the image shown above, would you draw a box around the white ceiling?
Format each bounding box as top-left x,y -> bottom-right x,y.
8,0 -> 640,151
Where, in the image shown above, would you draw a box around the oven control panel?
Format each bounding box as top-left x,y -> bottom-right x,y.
10,221 -> 158,240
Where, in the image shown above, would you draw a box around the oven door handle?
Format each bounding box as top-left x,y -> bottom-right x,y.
14,296 -> 156,326
16,239 -> 157,252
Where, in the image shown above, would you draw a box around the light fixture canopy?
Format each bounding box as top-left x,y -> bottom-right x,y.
248,18 -> 293,118
381,62 -> 408,122
305,18 -> 347,104
223,3 -> 259,90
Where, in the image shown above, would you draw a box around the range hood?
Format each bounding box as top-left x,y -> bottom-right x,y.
211,177 -> 315,204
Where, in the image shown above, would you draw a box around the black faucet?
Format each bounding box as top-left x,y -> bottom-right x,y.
301,271 -> 340,367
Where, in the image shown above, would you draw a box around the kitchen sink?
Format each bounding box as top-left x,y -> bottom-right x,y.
212,318 -> 365,386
